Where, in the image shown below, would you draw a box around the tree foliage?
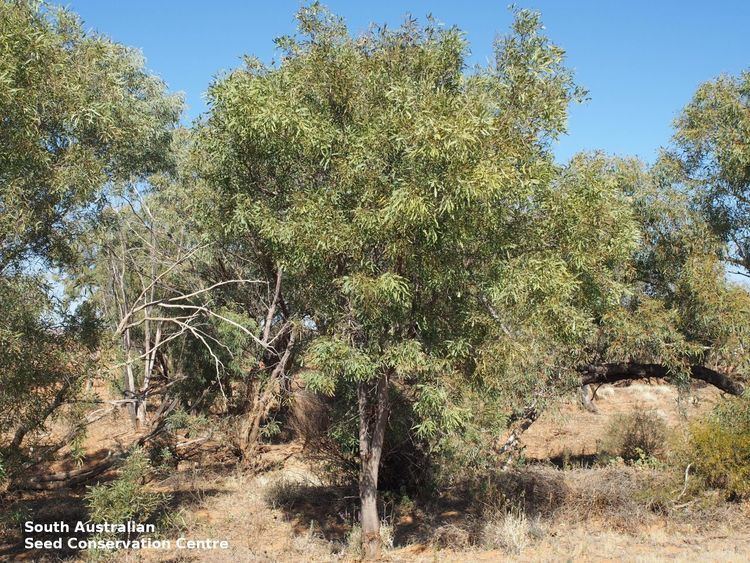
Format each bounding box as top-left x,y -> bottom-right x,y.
0,0 -> 181,269
669,71 -> 750,277
195,5 -> 654,555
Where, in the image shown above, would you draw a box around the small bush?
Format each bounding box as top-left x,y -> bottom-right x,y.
481,507 -> 543,555
471,467 -> 569,518
86,448 -> 167,529
291,521 -> 324,554
344,524 -> 362,557
600,409 -> 667,462
262,477 -> 307,509
431,523 -> 472,549
685,398 -> 750,499
380,520 -> 394,550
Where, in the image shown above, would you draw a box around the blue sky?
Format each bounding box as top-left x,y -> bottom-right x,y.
66,1 -> 749,164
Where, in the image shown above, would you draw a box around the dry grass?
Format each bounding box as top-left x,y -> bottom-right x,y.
7,444 -> 749,562
95,450 -> 344,563
430,522 -> 473,550
343,521 -> 394,558
480,509 -> 545,555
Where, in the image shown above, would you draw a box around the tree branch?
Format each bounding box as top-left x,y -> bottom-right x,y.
578,362 -> 745,396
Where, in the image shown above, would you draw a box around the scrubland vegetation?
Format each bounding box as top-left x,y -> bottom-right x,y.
2,1 -> 750,560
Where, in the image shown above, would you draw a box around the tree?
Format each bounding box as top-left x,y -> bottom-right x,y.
0,0 -> 180,458
73,129 -> 300,460
0,0 -> 181,270
573,156 -> 749,397
489,154 -> 750,461
670,70 -> 750,278
197,6 -> 647,557
86,182 -> 225,429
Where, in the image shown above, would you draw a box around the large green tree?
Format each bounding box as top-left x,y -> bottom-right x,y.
2,1 -> 748,555
0,0 -> 180,457
0,0 -> 181,269
574,156 -> 750,394
198,6 -> 643,557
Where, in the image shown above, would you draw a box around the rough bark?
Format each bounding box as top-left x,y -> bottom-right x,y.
236,267 -> 296,458
358,371 -> 390,560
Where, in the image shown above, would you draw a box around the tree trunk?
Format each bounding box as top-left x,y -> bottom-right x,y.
360,458 -> 380,560
137,224 -> 159,428
580,384 -> 599,413
240,327 -> 296,458
495,403 -> 539,468
10,381 -> 71,449
137,322 -> 162,428
122,329 -> 138,427
358,371 -> 389,560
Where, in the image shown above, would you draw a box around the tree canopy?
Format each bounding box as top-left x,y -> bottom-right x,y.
194,6 -> 676,556
0,1 -> 181,270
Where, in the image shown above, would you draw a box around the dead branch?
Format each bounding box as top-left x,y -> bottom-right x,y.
13,409 -> 175,491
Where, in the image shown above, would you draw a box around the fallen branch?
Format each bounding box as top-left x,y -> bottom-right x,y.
496,361 -> 744,468
21,452 -> 119,489
21,405 -> 120,468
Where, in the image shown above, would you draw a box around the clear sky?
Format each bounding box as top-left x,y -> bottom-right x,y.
65,1 -> 749,164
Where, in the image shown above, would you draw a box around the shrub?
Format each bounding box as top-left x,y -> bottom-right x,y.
430,523 -> 472,549
600,409 -> 668,462
685,398 -> 750,499
262,477 -> 307,509
86,448 -> 168,529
